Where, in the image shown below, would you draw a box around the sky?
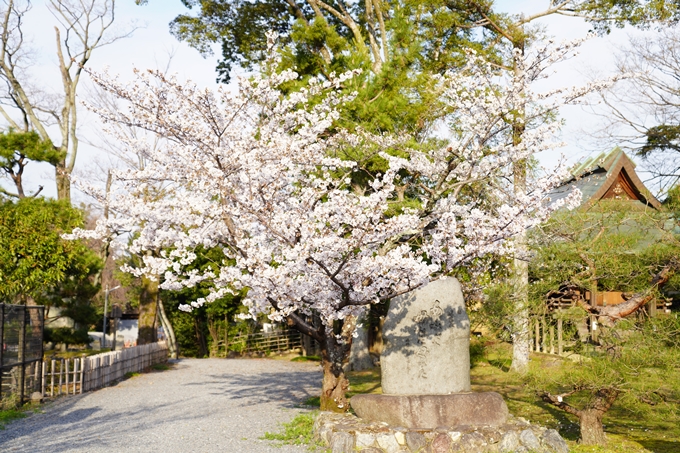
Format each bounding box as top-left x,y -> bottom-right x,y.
2,1 -> 658,201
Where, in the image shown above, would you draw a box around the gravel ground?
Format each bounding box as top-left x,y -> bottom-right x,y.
0,358 -> 322,453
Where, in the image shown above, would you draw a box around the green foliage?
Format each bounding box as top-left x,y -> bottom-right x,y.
0,129 -> 59,165
663,185 -> 680,212
291,355 -> 321,362
159,245 -> 246,357
528,316 -> 680,419
43,327 -> 92,348
0,198 -> 100,303
0,129 -> 61,199
169,1 -> 502,139
0,198 -> 101,346
0,407 -> 25,429
575,0 -> 680,33
640,124 -> 680,157
262,411 -> 318,446
529,204 -> 680,299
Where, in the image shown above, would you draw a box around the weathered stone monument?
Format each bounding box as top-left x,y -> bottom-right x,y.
351,278 -> 508,429
382,278 -> 471,394
313,278 -> 571,453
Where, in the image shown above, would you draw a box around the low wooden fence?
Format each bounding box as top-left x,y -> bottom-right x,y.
42,341 -> 168,397
228,329 -> 304,354
530,315 -> 567,355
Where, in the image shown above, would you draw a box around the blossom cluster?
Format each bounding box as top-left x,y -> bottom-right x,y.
72,35 -> 590,330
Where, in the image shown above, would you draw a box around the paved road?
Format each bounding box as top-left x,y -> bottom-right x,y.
0,358 -> 322,453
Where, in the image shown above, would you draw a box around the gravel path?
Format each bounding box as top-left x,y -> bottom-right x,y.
0,358 -> 322,453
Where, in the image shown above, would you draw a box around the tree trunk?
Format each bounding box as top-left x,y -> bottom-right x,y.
510,34 -> 530,374
157,296 -> 178,359
194,316 -> 208,358
207,316 -> 219,357
55,161 -> 71,202
578,409 -> 608,445
320,338 -> 351,412
137,275 -> 158,345
542,388 -> 618,446
319,318 -> 355,412
348,313 -> 374,371
25,296 -> 43,339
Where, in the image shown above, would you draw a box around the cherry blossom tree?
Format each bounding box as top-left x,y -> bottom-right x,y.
71,35 -> 591,412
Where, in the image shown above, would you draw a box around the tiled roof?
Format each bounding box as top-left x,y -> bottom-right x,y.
549,148 -> 661,210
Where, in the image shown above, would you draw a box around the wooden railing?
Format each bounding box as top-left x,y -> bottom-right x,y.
42,341 -> 168,397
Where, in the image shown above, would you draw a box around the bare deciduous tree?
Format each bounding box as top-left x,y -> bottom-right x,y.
591,27 -> 680,196
0,0 -> 132,201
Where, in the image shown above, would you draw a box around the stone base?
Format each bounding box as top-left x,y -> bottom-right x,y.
313,412 -> 570,453
350,392 -> 509,429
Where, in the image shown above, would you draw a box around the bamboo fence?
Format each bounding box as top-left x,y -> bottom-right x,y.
42,341 -> 168,397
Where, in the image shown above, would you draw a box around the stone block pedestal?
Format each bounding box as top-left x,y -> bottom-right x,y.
313,412 -> 570,453
350,392 -> 509,429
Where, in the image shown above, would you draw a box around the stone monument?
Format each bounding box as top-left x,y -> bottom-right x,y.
381,277 -> 470,394
312,278 -> 571,453
351,277 -> 508,428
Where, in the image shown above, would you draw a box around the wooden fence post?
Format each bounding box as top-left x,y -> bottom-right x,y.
73,359 -> 78,395
50,359 -> 55,397
65,359 -> 70,395
541,317 -> 547,354
58,359 -> 64,396
41,361 -> 46,396
557,318 -> 563,356
535,318 -> 540,352
80,358 -> 86,393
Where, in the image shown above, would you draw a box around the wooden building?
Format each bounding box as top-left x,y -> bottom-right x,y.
546,149 -> 669,317
549,147 -> 662,211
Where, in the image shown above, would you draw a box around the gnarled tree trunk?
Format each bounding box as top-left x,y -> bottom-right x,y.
579,408 -> 608,446
319,316 -> 355,412
542,387 -> 619,446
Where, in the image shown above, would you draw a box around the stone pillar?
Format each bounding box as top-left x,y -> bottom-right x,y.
381,278 -> 470,394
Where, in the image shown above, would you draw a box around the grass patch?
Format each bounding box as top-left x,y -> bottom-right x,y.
476,341 -> 680,453
302,396 -> 320,407
0,408 -> 27,430
347,368 -> 381,398
291,355 -> 321,362
124,371 -> 141,379
313,340 -> 679,453
151,363 -> 170,371
262,412 -> 319,447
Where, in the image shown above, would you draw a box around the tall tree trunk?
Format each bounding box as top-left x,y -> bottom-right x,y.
207,316 -> 220,357
55,160 -> 71,202
510,34 -> 531,374
319,317 -> 355,412
137,275 -> 158,345
278,301 -> 355,412
157,296 -> 178,358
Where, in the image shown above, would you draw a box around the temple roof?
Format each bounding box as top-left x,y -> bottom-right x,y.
549,148 -> 662,210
